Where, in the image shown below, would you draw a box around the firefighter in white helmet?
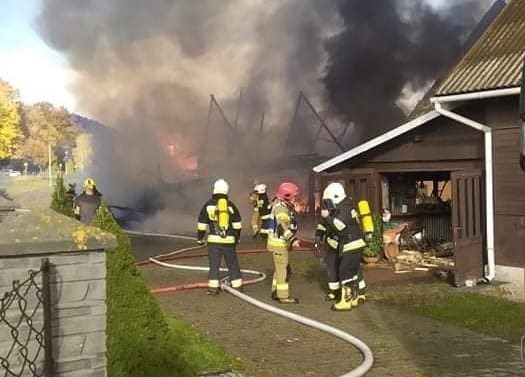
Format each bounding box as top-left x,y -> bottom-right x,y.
197,179 -> 243,295
315,182 -> 372,311
250,183 -> 271,239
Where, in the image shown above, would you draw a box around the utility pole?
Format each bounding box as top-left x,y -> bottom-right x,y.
48,142 -> 52,187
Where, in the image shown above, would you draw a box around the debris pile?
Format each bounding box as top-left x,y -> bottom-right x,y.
393,250 -> 454,274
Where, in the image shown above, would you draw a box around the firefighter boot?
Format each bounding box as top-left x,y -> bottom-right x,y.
278,296 -> 299,304
207,287 -> 219,296
324,288 -> 340,301
331,283 -> 358,311
357,272 -> 366,304
357,285 -> 366,304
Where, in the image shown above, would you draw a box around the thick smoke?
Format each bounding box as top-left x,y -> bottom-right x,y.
37,0 -> 494,231
323,0 -> 493,142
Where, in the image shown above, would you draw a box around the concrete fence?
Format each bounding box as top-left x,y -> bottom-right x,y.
0,198 -> 116,377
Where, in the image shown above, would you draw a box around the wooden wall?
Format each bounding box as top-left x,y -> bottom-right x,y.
487,99 -> 525,267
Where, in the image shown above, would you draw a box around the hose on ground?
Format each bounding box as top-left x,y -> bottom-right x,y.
127,230 -> 374,377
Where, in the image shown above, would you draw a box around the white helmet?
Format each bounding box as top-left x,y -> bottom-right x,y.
254,183 -> 267,194
322,182 -> 346,205
213,179 -> 229,195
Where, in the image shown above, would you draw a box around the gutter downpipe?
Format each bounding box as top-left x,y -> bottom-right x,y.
431,101 -> 495,282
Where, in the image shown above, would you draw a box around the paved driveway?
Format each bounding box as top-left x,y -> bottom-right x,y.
132,235 -> 524,377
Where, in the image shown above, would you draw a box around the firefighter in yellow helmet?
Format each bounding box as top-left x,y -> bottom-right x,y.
197,179 -> 243,295
74,178 -> 102,224
315,182 -> 372,311
267,182 -> 301,304
250,183 -> 270,239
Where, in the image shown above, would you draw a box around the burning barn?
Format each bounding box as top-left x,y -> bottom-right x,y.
314,0 -> 525,290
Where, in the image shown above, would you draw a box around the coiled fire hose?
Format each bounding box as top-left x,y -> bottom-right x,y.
127,230 -> 374,377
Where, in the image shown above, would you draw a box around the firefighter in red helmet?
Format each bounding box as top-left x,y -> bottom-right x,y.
267,182 -> 301,304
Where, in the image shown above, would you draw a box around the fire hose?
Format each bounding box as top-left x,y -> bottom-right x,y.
126,230 -> 374,377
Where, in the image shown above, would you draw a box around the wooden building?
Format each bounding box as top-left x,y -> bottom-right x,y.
313,0 -> 525,289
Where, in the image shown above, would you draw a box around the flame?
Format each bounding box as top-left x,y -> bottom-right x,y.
162,131 -> 199,177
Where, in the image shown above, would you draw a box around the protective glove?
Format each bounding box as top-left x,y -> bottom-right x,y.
313,236 -> 322,257
365,232 -> 373,242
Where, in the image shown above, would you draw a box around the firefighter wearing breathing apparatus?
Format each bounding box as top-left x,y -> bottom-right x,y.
267,182 -> 301,304
250,183 -> 271,239
315,182 -> 373,311
197,179 -> 243,296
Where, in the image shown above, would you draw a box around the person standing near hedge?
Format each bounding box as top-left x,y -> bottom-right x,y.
74,178 -> 102,225
315,182 -> 370,311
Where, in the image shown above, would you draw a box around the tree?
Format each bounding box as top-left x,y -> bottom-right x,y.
0,79 -> 23,159
50,173 -> 75,217
72,132 -> 94,171
18,102 -> 80,166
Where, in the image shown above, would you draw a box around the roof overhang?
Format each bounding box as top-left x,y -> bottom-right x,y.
312,110 -> 440,173
430,87 -> 521,104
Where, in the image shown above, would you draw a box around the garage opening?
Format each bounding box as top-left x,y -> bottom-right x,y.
380,171 -> 455,273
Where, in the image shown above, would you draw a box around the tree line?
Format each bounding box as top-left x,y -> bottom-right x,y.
0,78 -> 93,171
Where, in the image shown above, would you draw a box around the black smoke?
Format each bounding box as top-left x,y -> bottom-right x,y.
324,0 -> 493,141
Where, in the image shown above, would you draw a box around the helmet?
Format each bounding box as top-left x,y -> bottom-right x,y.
276,182 -> 299,201
322,182 -> 346,205
83,178 -> 96,189
254,183 -> 267,194
213,179 -> 229,195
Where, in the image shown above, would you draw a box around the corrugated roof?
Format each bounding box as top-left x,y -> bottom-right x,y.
436,0 -> 525,95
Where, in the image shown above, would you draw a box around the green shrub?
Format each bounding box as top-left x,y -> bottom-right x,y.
93,203 -> 195,377
363,213 -> 383,257
50,174 -> 74,217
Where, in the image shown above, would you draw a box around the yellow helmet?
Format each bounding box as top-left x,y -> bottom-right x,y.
83,178 -> 96,189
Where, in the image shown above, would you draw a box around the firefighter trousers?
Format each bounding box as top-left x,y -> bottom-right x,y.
340,248 -> 363,285
251,210 -> 261,235
325,247 -> 366,294
271,248 -> 292,299
207,243 -> 242,287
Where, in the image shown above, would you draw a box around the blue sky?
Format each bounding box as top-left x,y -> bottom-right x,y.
0,0 -> 76,110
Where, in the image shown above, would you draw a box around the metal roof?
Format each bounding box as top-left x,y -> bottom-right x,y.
436,0 -> 525,96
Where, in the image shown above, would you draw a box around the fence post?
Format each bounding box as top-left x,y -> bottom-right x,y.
41,259 -> 54,377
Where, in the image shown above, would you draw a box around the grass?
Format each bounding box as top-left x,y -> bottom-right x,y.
414,292 -> 525,343
373,280 -> 525,343
1,175 -> 50,197
166,317 -> 245,374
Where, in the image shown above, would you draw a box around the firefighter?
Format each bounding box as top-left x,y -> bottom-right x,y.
74,178 -> 102,225
250,183 -> 271,239
197,179 -> 243,295
267,181 -> 301,304
316,182 -> 371,311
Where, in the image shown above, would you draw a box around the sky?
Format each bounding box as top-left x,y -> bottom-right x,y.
0,0 -> 76,110
0,0 -> 485,115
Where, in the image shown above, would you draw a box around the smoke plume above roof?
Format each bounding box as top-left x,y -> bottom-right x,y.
36,0 -> 493,230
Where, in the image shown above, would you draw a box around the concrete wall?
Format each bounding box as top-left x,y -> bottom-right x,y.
0,251 -> 107,377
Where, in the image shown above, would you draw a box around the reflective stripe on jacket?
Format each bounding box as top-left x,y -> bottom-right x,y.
266,199 -> 297,251
315,198 -> 365,253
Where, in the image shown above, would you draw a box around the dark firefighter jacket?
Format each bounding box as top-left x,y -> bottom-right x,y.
197,194 -> 242,245
315,198 -> 366,253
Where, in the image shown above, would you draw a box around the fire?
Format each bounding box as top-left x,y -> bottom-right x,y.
162,131 -> 199,177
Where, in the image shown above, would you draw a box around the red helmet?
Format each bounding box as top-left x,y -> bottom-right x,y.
276,182 -> 299,201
